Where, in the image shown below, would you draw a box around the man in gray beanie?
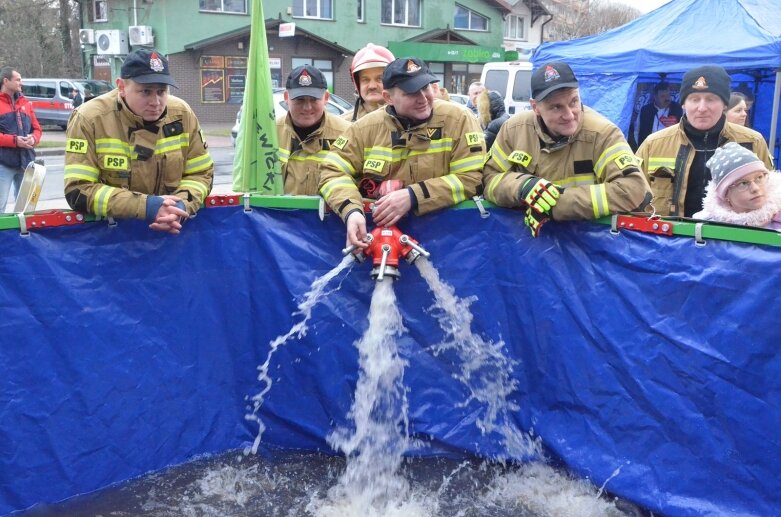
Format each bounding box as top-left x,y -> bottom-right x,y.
636,65 -> 772,217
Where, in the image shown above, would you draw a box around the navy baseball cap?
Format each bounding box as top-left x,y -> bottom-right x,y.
531,62 -> 578,101
382,57 -> 439,93
121,49 -> 178,88
286,65 -> 328,99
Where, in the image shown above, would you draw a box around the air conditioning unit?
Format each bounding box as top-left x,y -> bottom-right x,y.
129,25 -> 154,46
96,30 -> 129,55
79,29 -> 95,45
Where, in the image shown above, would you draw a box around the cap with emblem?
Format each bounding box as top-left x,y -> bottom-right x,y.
531,62 -> 579,101
680,65 -> 730,105
382,57 -> 439,94
285,65 -> 328,99
121,48 -> 177,88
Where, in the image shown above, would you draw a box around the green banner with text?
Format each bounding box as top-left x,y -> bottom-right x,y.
387,42 -> 508,63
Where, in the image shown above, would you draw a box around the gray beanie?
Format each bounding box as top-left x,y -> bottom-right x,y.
706,142 -> 765,199
680,65 -> 731,105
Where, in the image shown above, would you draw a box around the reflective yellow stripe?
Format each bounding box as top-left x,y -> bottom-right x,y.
95,138 -> 132,156
489,143 -> 512,172
557,173 -> 596,187
486,172 -> 507,200
279,148 -> 291,164
155,134 -> 189,154
179,179 -> 209,199
64,164 -> 100,182
441,174 -> 466,204
590,184 -> 609,218
648,157 -> 676,171
594,142 -> 633,179
320,177 -> 357,200
365,147 -> 393,160
408,141 -> 453,158
322,152 -> 357,176
287,150 -> 331,162
185,153 -> 213,174
92,185 -> 115,217
449,154 -> 483,174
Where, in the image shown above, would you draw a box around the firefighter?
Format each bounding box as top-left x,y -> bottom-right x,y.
64,49 -> 213,235
319,57 -> 486,249
343,43 -> 395,122
278,65 -> 350,195
483,61 -> 651,237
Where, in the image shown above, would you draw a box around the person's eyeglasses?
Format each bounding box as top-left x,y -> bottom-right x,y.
729,172 -> 769,192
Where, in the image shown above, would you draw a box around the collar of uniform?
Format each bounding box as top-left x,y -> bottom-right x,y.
284,112 -> 326,145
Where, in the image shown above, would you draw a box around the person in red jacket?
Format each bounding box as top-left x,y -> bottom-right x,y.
0,67 -> 41,213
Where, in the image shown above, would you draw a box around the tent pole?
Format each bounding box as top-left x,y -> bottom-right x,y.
769,68 -> 781,161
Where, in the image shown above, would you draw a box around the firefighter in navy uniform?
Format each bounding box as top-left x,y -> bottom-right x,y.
319,57 -> 485,249
64,49 -> 213,235
483,62 -> 651,237
278,65 -> 350,194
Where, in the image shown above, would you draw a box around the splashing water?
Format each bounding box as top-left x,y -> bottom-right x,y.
245,255 -> 355,455
415,259 -> 541,461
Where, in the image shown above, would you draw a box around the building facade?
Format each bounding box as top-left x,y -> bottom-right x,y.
79,0 -> 550,123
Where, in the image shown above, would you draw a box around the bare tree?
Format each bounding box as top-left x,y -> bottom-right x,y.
542,0 -> 641,41
0,0 -> 81,77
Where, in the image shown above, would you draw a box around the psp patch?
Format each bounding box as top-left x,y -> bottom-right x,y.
102,155 -> 129,170
508,150 -> 533,168
363,158 -> 385,173
614,153 -> 641,169
333,136 -> 349,150
464,132 -> 483,146
66,138 -> 88,154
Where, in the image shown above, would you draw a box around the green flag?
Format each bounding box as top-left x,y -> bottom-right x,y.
232,0 -> 282,194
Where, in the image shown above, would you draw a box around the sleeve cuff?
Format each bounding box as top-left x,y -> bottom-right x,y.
406,186 -> 418,212
145,195 -> 165,222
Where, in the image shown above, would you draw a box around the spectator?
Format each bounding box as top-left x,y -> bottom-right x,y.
278,65 -> 350,194
344,43 -> 395,122
466,81 -> 485,115
477,90 -> 509,150
0,67 -> 42,213
693,142 -> 781,229
433,84 -> 451,101
64,49 -> 213,234
73,88 -> 84,107
483,61 -> 650,237
636,65 -> 772,217
634,81 -> 683,148
319,57 -> 485,249
82,85 -> 95,103
725,92 -> 748,126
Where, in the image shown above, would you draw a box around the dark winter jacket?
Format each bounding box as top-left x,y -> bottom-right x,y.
480,91 -> 509,150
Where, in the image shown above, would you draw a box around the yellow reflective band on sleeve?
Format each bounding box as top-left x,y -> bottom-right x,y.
279,147 -> 291,164
179,179 -> 209,199
489,143 -> 512,172
95,138 -> 131,156
486,172 -> 507,200
557,173 -> 596,187
92,185 -> 115,217
441,174 -> 466,204
365,147 -> 393,161
156,134 -> 189,154
449,154 -> 484,174
102,155 -> 128,170
66,138 -> 89,154
647,157 -> 676,172
594,142 -> 633,179
590,183 -> 610,218
322,152 -> 357,176
64,164 -> 100,183
185,153 -> 214,175
320,177 -> 358,201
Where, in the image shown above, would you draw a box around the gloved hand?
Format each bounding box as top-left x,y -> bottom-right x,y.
523,207 -> 549,238
519,177 -> 561,215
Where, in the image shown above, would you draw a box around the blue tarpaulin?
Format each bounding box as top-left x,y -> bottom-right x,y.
532,0 -> 781,147
1,206 -> 780,516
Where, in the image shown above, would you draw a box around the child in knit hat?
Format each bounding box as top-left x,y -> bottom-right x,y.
693,142 -> 781,229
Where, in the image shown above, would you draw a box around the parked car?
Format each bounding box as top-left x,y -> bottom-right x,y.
22,78 -> 112,129
231,88 -> 353,146
449,94 -> 469,106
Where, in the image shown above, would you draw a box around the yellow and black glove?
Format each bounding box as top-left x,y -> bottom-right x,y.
519,177 -> 560,215
523,207 -> 549,238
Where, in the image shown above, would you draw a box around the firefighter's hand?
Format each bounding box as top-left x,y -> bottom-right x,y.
346,211 -> 368,249
520,177 -> 560,215
523,207 -> 549,238
372,189 -> 412,227
149,196 -> 189,235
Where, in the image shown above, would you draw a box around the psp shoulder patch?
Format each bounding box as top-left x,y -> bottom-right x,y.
363,159 -> 385,173
66,138 -> 89,154
333,136 -> 349,150
614,153 -> 641,169
508,150 -> 533,168
464,132 -> 483,146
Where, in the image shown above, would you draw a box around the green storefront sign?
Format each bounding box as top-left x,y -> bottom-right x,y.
388,42 -> 512,63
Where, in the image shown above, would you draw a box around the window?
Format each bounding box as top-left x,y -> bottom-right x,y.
504,15 -> 525,40
454,5 -> 488,31
293,0 -> 333,19
381,0 -> 421,27
93,0 -> 107,22
357,0 -> 365,22
199,0 -> 247,14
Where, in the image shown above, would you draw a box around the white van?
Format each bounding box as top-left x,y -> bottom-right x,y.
22,78 -> 112,129
480,61 -> 533,115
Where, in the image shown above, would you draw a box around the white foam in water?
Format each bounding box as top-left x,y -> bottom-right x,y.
245,255 -> 355,454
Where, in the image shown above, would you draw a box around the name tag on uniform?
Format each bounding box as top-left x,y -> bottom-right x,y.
103,155 -> 129,170
363,159 -> 385,173
614,153 -> 640,169
333,136 -> 349,150
465,132 -> 482,146
66,138 -> 88,154
508,150 -> 533,168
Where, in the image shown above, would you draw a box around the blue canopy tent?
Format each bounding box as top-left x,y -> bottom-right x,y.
532,0 -> 781,157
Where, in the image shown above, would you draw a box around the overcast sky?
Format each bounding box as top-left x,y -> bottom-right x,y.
615,0 -> 672,14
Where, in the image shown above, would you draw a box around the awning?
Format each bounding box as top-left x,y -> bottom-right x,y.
387,42 -> 508,64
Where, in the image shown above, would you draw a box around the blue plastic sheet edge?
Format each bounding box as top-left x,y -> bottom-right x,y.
1,206 -> 780,516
